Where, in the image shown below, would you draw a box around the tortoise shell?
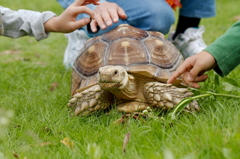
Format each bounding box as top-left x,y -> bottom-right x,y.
71,24 -> 184,96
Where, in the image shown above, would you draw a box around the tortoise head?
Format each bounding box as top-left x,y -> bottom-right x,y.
98,66 -> 129,90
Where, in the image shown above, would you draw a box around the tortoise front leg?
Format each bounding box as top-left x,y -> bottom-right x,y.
68,85 -> 113,116
143,82 -> 199,111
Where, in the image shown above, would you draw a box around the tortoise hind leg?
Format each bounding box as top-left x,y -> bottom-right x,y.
68,85 -> 113,116
143,82 -> 199,111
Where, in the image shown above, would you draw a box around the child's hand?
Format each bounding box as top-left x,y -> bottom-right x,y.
44,0 -> 100,33
167,51 -> 217,88
89,1 -> 127,32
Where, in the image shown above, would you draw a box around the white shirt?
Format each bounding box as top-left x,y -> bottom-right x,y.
0,6 -> 56,41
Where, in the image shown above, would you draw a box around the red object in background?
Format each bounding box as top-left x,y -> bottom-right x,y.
166,0 -> 182,10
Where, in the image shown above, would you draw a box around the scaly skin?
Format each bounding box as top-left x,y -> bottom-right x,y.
144,82 -> 199,111
68,85 -> 113,116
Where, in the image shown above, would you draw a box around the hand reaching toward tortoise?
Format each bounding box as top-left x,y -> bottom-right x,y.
44,0 -> 99,33
89,1 -> 127,32
167,51 -> 217,88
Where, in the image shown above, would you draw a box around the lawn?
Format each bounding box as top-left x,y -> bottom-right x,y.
0,0 -> 240,159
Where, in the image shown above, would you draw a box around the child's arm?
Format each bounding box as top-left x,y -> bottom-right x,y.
44,0 -> 99,33
0,0 -> 99,41
167,21 -> 240,88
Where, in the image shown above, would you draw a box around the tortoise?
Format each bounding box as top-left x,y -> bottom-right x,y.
68,24 -> 199,116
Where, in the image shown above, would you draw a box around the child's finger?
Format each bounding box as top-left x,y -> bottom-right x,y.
191,74 -> 208,82
69,6 -> 94,19
101,9 -> 114,26
188,82 -> 200,89
167,62 -> 190,84
90,0 -> 100,5
187,63 -> 205,82
94,13 -> 106,29
181,74 -> 201,88
90,19 -> 99,32
72,18 -> 91,29
117,7 -> 127,20
107,8 -> 119,23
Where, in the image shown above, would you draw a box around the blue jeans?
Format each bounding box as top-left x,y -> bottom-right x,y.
57,0 -> 215,36
180,0 -> 216,18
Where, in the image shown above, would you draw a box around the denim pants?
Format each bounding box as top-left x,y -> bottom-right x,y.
180,0 -> 216,18
57,0 -> 215,36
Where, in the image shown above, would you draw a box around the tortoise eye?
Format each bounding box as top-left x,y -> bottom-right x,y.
114,70 -> 118,75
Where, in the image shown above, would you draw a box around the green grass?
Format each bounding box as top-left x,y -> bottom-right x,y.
0,0 -> 240,158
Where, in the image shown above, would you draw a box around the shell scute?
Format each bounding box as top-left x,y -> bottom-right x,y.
147,31 -> 165,39
74,41 -> 107,76
144,37 -> 181,68
84,36 -> 101,48
102,24 -> 148,42
107,38 -> 149,66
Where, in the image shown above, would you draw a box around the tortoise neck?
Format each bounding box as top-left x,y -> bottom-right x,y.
110,74 -> 138,100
